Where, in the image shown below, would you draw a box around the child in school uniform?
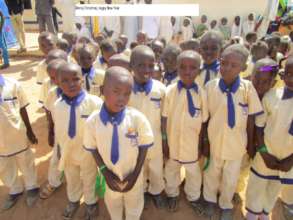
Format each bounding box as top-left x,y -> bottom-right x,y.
83,66 -> 154,220
245,57 -> 293,220
94,39 -> 118,70
234,58 -> 279,204
0,73 -> 39,210
39,59 -> 67,199
161,44 -> 182,86
49,63 -> 102,219
36,32 -> 57,86
203,44 -> 263,220
197,30 -> 223,88
128,45 -> 166,208
162,50 -> 208,214
77,43 -> 105,97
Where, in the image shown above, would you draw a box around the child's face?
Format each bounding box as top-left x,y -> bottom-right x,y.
252,47 -> 267,61
78,50 -> 95,69
137,33 -> 147,45
221,18 -> 227,25
103,79 -> 132,113
178,57 -> 200,86
200,38 -> 221,64
201,15 -> 207,23
39,37 -> 56,55
252,70 -> 275,98
183,19 -> 191,27
102,50 -> 116,64
48,69 -> 59,85
59,70 -> 83,98
132,53 -> 155,84
284,63 -> 293,90
152,42 -> 163,61
162,52 -> 177,73
220,51 -> 244,83
235,16 -> 240,26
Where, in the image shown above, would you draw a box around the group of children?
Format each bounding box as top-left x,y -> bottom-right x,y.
0,21 -> 292,220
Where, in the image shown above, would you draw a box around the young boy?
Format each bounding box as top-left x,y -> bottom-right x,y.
245,57 -> 293,220
36,32 -> 57,86
128,45 -> 166,208
0,74 -> 39,210
83,66 -> 154,220
203,44 -> 263,220
108,53 -> 130,71
50,63 -> 102,219
77,44 -> 105,97
161,44 -> 182,86
151,39 -> 164,64
95,39 -> 118,70
39,59 -> 67,199
197,31 -> 223,88
162,50 -> 208,214
235,58 -> 279,203
218,17 -> 231,41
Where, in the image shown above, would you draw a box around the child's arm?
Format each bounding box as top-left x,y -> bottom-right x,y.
90,149 -> 123,192
121,147 -> 148,192
278,154 -> 293,172
201,121 -> 210,157
161,116 -> 169,159
46,109 -> 54,147
247,115 -> 256,158
20,107 -> 38,144
256,127 -> 279,170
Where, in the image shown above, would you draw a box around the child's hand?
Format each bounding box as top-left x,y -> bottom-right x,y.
121,172 -> 137,193
103,168 -> 123,192
247,143 -> 256,159
27,130 -> 38,144
48,132 -> 54,147
260,152 -> 279,170
162,140 -> 169,159
278,155 -> 293,172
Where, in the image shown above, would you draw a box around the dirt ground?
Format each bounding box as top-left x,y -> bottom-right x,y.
0,58 -> 285,220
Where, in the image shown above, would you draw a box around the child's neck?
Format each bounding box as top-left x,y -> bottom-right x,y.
223,77 -> 238,87
104,103 -> 123,116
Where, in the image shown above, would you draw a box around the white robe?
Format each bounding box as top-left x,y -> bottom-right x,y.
159,16 -> 173,43
242,20 -> 256,36
231,23 -> 242,38
141,16 -> 160,39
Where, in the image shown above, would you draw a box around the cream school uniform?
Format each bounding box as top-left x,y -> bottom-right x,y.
51,91 -> 102,205
281,185 -> 293,206
246,87 -> 293,215
83,105 -> 154,220
44,86 -> 63,188
36,59 -> 47,85
203,76 -> 263,210
39,78 -> 56,105
93,57 -> 108,71
162,71 -> 179,87
0,76 -> 38,195
196,60 -> 220,88
162,80 -> 208,201
81,66 -> 105,97
128,79 -> 166,195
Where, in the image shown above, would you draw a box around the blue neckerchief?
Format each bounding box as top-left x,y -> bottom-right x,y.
56,87 -> 63,98
82,66 -> 95,91
0,75 -> 5,104
163,71 -> 177,86
203,60 -> 220,85
219,76 -> 240,128
61,90 -> 86,139
177,80 -> 199,117
99,104 -> 126,164
99,56 -> 106,64
282,87 -> 293,100
133,79 -> 153,95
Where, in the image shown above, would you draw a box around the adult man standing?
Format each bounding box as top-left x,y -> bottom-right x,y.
35,0 -> 55,34
5,0 -> 27,53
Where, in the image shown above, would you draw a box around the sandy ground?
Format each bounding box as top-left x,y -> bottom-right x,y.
0,58 -> 286,220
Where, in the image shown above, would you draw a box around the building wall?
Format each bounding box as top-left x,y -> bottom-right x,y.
24,0 -> 267,30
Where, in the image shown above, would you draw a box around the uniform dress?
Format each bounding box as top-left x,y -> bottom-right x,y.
81,66 -> 105,97
196,60 -> 220,88
162,71 -> 179,87
246,87 -> 293,215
